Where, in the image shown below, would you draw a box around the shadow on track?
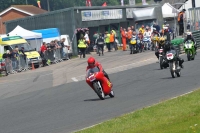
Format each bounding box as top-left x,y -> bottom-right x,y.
84,97 -> 111,101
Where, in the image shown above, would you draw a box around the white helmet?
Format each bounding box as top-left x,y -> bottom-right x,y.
186,32 -> 192,35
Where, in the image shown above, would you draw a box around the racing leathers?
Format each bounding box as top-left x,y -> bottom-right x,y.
183,35 -> 197,52
86,61 -> 110,80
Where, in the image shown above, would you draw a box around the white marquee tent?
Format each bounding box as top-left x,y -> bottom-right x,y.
8,25 -> 43,51
162,3 -> 180,18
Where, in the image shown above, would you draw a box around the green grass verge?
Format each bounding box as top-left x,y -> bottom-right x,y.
76,89 -> 200,133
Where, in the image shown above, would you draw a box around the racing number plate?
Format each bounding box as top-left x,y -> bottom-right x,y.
167,53 -> 173,60
89,74 -> 95,82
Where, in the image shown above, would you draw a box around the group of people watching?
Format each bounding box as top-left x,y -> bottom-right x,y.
2,46 -> 26,71
40,38 -> 68,66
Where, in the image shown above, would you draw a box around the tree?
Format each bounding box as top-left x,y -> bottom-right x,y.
0,0 -> 147,12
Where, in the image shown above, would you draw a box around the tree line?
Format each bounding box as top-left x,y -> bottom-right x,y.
0,0 -> 149,12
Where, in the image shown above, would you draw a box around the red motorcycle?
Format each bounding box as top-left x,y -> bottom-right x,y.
86,67 -> 114,100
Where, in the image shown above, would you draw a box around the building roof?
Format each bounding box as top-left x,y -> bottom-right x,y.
0,5 -> 47,16
161,0 -> 188,9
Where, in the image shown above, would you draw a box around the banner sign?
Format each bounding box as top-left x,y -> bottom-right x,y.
129,0 -> 135,5
81,9 -> 123,21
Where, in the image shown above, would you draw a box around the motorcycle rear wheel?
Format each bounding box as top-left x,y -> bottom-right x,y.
93,82 -> 105,100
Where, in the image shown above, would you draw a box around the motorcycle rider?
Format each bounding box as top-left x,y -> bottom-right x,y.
155,36 -> 165,59
163,41 -> 184,68
183,31 -> 197,53
162,21 -> 171,42
86,57 -> 110,81
130,31 -> 137,54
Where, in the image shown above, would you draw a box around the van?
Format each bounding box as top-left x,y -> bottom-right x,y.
0,36 -> 42,67
61,35 -> 73,58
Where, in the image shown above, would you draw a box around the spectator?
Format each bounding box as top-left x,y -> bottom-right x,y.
178,9 -> 186,36
110,31 -> 115,51
60,38 -> 66,58
78,36 -> 87,58
84,31 -> 90,54
19,47 -> 27,63
50,41 -> 56,50
127,27 -> 133,48
11,49 -> 18,70
3,50 -> 11,59
54,39 -> 60,49
139,25 -> 145,34
105,31 -> 111,52
153,22 -> 160,33
131,25 -> 135,32
121,27 -> 127,51
40,42 -> 47,53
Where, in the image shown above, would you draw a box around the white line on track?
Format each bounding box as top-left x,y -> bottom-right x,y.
71,77 -> 79,82
71,58 -> 155,82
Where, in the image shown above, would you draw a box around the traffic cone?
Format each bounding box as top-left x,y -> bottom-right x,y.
32,62 -> 35,70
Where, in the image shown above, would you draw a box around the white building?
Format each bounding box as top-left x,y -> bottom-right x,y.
179,0 -> 200,19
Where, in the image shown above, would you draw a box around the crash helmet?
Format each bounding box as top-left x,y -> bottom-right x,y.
165,41 -> 171,50
87,57 -> 96,67
159,37 -> 165,45
186,31 -> 192,39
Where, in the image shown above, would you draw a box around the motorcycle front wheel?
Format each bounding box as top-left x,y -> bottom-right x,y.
159,56 -> 163,69
109,90 -> 115,98
187,50 -> 191,61
169,62 -> 176,78
93,81 -> 105,100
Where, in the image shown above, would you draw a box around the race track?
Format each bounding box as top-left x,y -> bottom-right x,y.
0,50 -> 200,133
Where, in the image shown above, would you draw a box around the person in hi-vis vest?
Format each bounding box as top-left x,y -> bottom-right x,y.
178,9 -> 186,36
78,36 -> 87,58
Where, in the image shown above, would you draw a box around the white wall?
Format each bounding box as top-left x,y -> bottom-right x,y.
179,0 -> 200,19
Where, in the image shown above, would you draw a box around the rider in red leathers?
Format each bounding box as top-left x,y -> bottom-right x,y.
86,57 -> 110,81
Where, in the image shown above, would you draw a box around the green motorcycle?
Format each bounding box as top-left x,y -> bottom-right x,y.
184,40 -> 196,61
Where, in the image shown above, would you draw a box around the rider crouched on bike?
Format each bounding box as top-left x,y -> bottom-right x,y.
130,31 -> 138,54
184,31 -> 197,53
163,41 -> 184,68
155,36 -> 165,59
86,57 -> 110,81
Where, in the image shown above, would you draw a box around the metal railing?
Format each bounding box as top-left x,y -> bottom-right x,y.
188,7 -> 200,32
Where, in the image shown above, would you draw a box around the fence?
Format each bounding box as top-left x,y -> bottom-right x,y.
0,54 -> 29,76
188,7 -> 200,48
188,7 -> 200,32
42,47 -> 69,65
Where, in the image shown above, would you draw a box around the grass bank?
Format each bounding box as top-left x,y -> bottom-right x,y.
76,89 -> 200,133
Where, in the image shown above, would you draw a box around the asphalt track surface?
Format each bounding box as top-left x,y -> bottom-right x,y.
0,51 -> 200,133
